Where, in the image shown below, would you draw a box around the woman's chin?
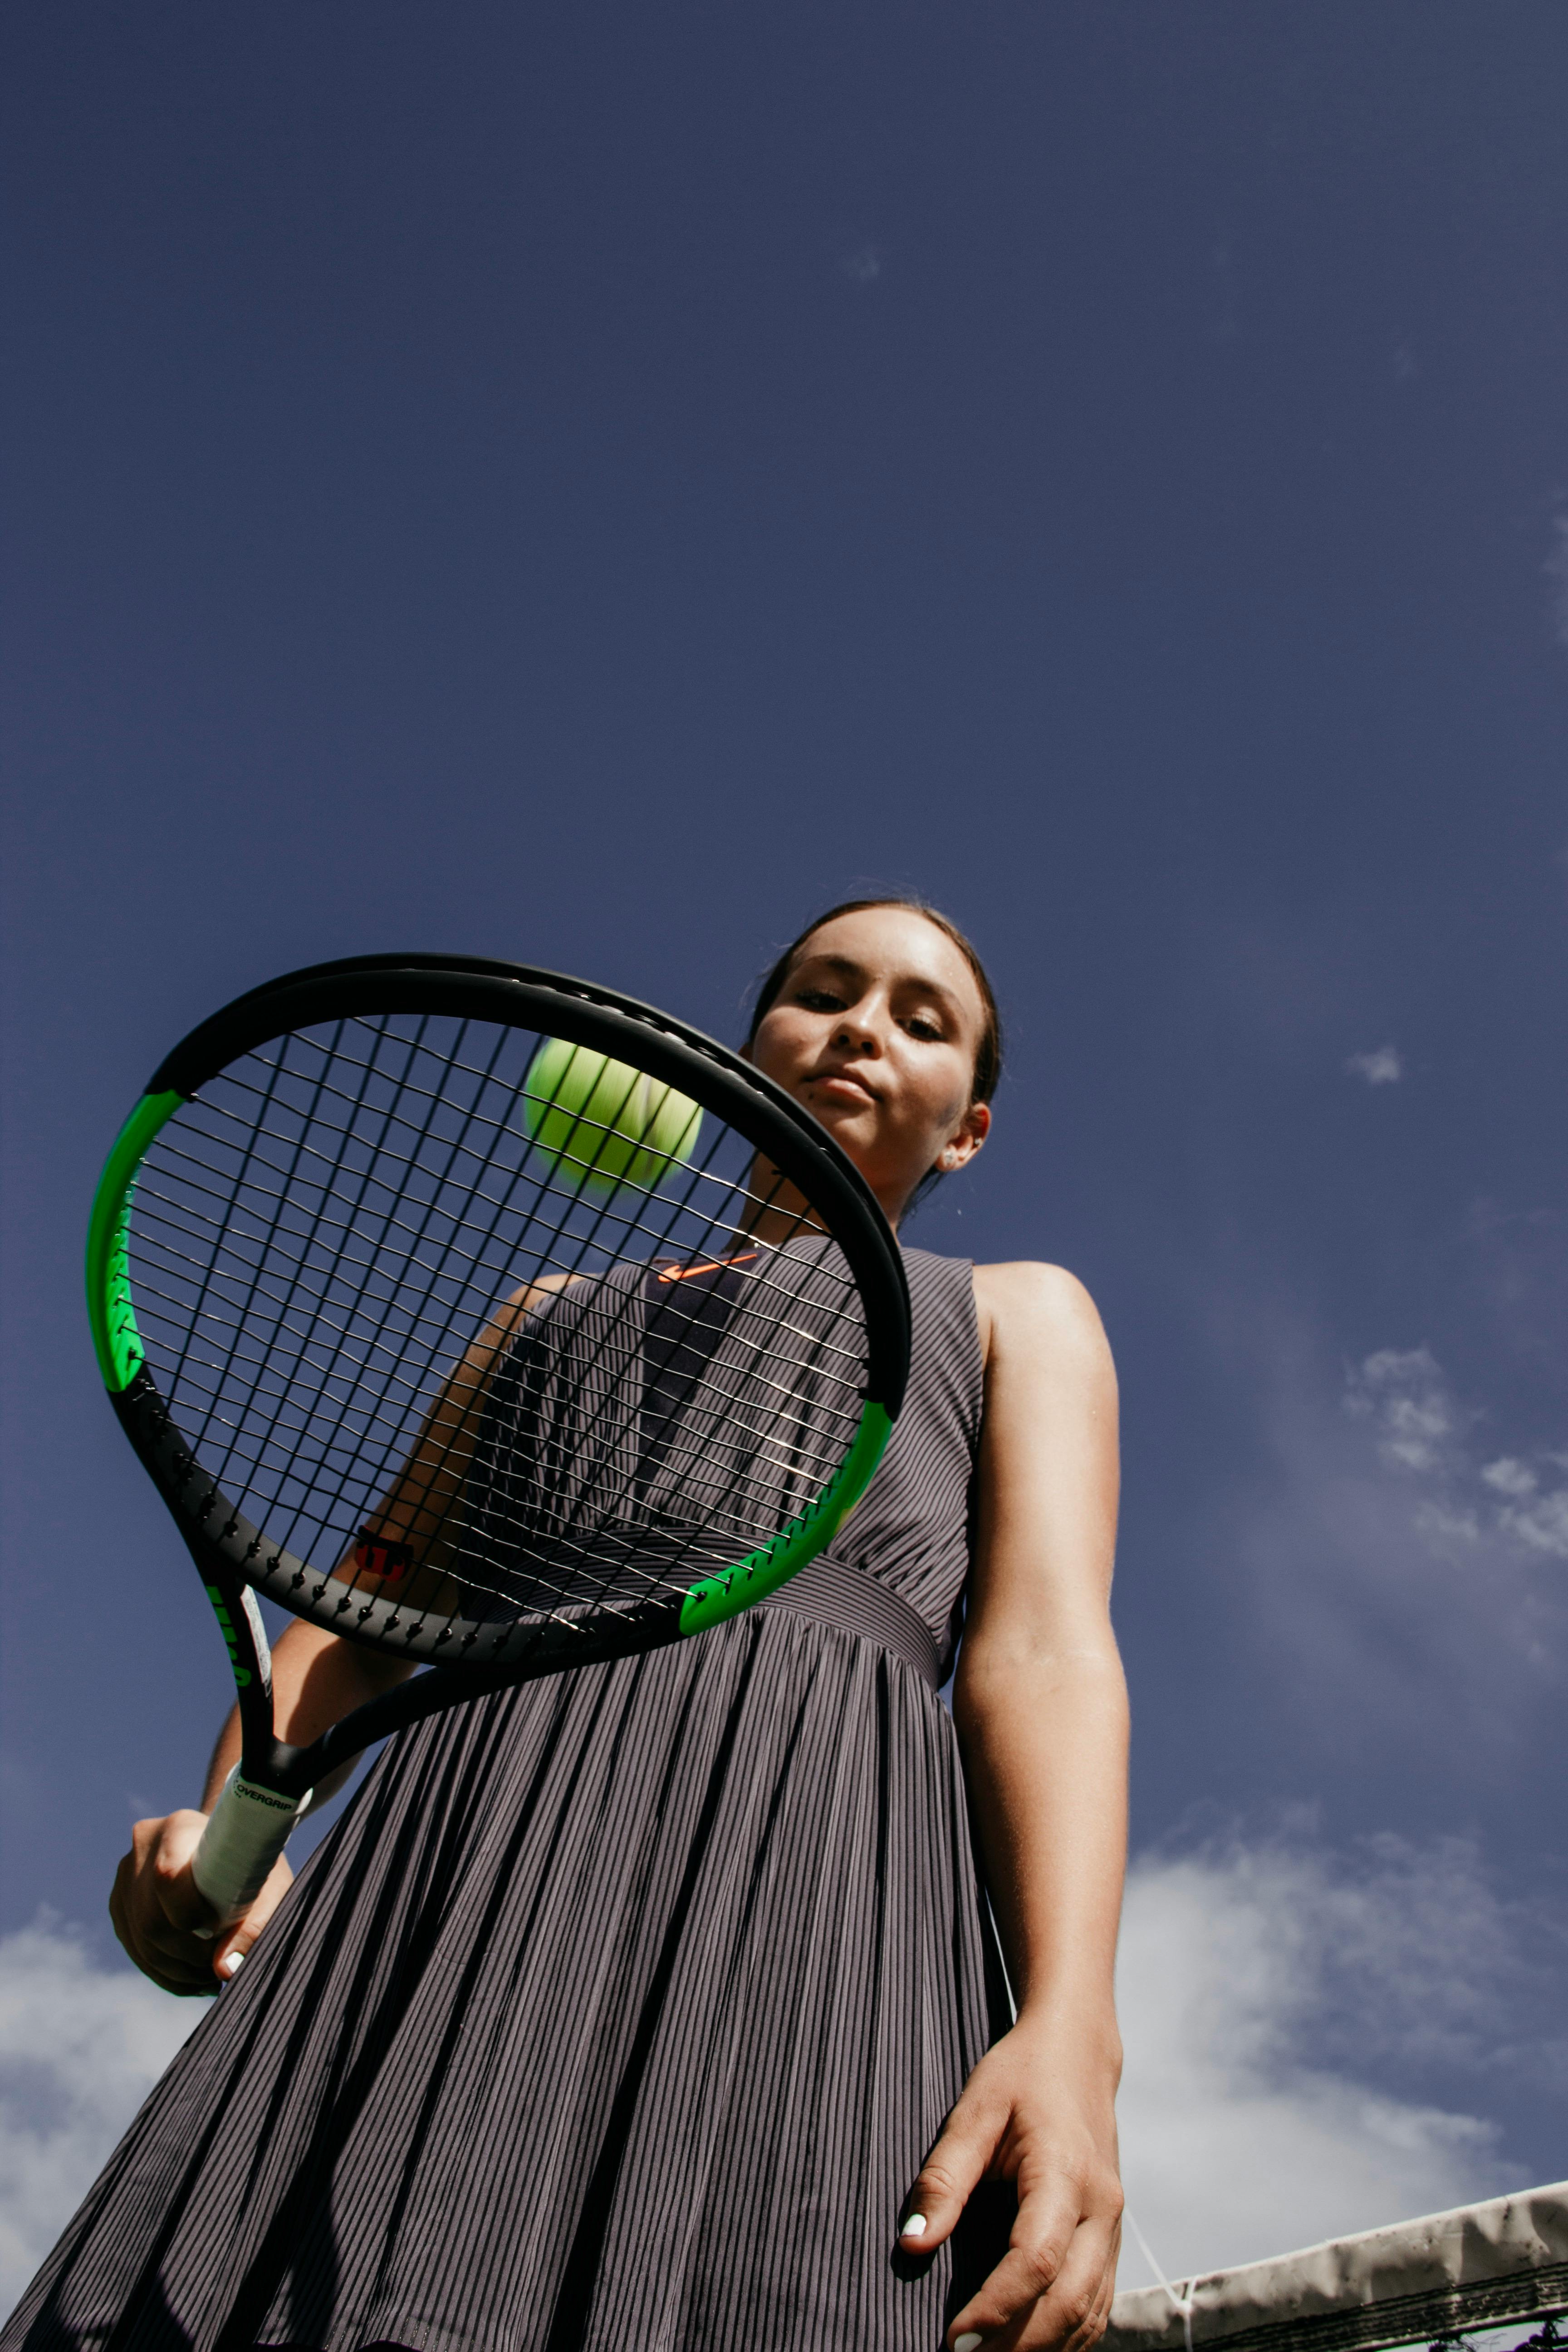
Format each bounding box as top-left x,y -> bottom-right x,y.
812,1106 -> 880,1162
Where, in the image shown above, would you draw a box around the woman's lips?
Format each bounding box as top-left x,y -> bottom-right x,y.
808,1069 -> 877,1103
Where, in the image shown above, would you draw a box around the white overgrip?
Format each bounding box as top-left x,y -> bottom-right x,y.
191,1766 -> 312,1923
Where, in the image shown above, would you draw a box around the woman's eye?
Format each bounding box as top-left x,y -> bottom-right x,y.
796,989 -> 844,1011
906,1015 -> 943,1042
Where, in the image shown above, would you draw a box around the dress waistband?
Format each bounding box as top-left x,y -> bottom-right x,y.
759,1554 -> 944,1691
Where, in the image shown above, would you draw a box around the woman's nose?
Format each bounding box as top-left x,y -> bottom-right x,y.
833,1001 -> 883,1051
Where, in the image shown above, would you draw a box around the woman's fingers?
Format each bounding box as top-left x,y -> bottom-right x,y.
1070,2230 -> 1121,2352
898,2081 -> 1008,2252
897,2028 -> 1125,2352
109,1853 -> 212,1995
897,2014 -> 1124,2350
948,2194 -> 1121,2352
110,1834 -> 218,1995
1004,2225 -> 1120,2352
211,1855 -> 293,1984
110,1808 -> 296,1994
1033,2210 -> 1119,2352
110,1808 -> 276,1994
944,2172 -> 1087,2346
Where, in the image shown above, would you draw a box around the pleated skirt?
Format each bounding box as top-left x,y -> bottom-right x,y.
6,1607 -> 1014,2352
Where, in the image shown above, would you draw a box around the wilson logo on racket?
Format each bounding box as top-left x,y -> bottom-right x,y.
352,1534 -> 414,1582
203,1586 -> 253,1688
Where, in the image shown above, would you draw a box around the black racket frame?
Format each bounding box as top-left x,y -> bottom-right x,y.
102,953 -> 911,1802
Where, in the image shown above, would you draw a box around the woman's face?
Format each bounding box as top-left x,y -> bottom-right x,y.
747,906 -> 991,1225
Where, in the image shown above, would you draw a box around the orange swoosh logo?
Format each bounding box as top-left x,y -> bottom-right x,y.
656,1251 -> 759,1284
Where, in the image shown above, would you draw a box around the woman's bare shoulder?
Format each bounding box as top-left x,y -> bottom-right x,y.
970,1260 -> 1113,1376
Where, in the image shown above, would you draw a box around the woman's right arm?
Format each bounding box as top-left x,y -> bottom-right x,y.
108,1620 -> 412,1996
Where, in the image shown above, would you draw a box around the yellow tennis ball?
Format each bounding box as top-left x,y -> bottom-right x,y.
524,1038 -> 702,1197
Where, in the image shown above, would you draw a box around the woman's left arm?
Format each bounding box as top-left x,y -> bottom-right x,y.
902,1260 -> 1127,2352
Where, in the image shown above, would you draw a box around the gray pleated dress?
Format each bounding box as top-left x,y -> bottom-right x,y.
6,1248 -> 1014,2352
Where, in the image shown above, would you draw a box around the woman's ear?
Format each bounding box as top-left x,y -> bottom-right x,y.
939,1099 -> 990,1174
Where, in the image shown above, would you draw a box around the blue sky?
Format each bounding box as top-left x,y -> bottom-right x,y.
3,0 -> 1567,2295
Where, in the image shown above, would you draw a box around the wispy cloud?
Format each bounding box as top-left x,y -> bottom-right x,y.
1345,1046 -> 1402,1086
1117,1829 -> 1544,2284
1343,1347 -> 1458,1474
838,241 -> 882,284
0,1920 -> 199,2317
1343,1346 -> 1568,1561
1545,516 -> 1568,650
1481,1458 -> 1568,1558
1196,1296 -> 1568,1763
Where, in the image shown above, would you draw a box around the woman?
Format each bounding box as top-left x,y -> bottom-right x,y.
17,898 -> 1126,2352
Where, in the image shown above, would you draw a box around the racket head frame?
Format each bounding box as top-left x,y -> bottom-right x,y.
88,953 -> 911,1758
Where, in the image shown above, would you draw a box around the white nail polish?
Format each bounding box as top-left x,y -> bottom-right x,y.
955,2334 -> 985,2351
901,2212 -> 928,2239
218,1950 -> 244,1979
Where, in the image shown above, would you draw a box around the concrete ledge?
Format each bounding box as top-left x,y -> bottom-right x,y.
1107,2182 -> 1568,2352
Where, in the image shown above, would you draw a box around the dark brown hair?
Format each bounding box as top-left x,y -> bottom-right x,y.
745,897 -> 1004,1106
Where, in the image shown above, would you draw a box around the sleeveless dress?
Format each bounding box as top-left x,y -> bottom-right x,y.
6,1249 -> 1014,2352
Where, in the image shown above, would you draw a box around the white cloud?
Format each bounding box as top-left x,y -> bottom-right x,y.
1481,1457 -> 1538,1499
1342,1348 -> 1568,1564
1475,1455 -> 1568,1555
1496,1485 -> 1568,1560
1343,1347 -> 1459,1474
1345,1046 -> 1402,1086
1117,1833 -> 1533,2287
0,1919 -> 199,2318
1200,1298 -> 1568,1761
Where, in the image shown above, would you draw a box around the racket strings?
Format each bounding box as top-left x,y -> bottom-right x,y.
146,1291 -> 856,1569
175,1030 -> 867,1460
141,1015 -> 868,1328
181,1014 -> 590,1507
148,1067 -> 862,1353
459,1303 -> 855,1564
170,1013 -> 444,1506
253,1020 -> 725,1181
265,1014 -> 563,1553
420,1236 -> 856,1612
159,1022 -> 313,1419
127,1010 -> 871,1646
219,1027 -> 769,1222
126,1279 -> 865,1489
396,1249 -> 857,1624
264,1042 -> 809,1597
141,1034 -> 761,1656
181,1075 -> 856,1313
132,1176 -> 865,1526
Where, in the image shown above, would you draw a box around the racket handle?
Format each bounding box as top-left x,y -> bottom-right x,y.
191,1767 -> 312,1924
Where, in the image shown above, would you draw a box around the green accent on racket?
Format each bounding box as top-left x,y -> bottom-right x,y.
677,1399 -> 894,1634
86,1089 -> 184,1393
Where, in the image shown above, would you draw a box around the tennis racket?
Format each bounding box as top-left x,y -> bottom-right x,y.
87,953 -> 910,1925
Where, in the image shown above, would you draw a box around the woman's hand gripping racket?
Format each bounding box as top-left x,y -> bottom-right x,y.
88,955 -> 909,1931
